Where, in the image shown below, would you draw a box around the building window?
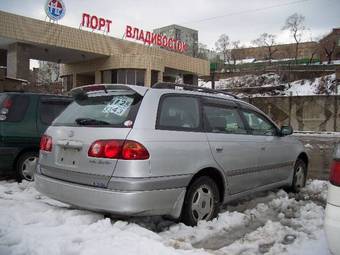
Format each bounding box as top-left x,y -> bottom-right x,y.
101,69 -> 145,86
102,70 -> 112,83
337,38 -> 340,47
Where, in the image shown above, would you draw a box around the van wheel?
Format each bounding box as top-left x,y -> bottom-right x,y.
290,159 -> 307,193
181,176 -> 220,226
16,152 -> 38,182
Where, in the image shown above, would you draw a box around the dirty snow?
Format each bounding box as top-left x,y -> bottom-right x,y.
286,74 -> 336,96
199,73 -> 338,97
0,180 -> 331,255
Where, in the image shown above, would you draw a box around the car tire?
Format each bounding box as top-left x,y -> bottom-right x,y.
290,159 -> 307,193
181,176 -> 220,226
15,151 -> 39,182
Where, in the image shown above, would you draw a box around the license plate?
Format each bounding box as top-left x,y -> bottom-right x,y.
57,148 -> 79,166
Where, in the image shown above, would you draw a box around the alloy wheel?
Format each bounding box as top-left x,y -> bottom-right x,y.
21,156 -> 38,181
191,184 -> 214,221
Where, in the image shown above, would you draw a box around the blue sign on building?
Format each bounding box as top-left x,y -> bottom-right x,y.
45,0 -> 66,21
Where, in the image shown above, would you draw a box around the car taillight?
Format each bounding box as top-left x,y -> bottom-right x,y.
88,140 -> 149,160
0,98 -> 13,121
330,160 -> 340,186
40,135 -> 53,152
2,98 -> 12,109
122,140 -> 149,160
88,140 -> 124,158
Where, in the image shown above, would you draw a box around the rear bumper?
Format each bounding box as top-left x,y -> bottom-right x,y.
35,173 -> 186,218
325,203 -> 340,255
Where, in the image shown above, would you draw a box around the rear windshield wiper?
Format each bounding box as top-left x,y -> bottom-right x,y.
75,118 -> 111,126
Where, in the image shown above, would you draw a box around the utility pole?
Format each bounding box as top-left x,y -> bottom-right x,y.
211,71 -> 215,90
210,62 -> 217,90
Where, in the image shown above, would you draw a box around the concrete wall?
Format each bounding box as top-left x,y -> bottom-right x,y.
245,95 -> 340,132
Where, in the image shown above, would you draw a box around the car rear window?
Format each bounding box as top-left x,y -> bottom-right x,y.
52,92 -> 142,127
0,94 -> 30,122
0,94 -> 6,105
39,98 -> 72,125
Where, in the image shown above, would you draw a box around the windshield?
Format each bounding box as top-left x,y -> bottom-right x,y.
53,92 -> 143,127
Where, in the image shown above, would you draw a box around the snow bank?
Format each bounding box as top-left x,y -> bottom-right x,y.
199,73 -> 338,97
0,180 -> 331,255
286,74 -> 336,96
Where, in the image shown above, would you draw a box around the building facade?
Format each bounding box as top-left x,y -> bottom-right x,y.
153,24 -> 199,58
0,11 -> 209,92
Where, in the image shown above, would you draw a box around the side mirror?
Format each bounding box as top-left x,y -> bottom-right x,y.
280,125 -> 293,136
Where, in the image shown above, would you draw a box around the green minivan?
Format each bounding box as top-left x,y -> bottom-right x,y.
0,92 -> 72,181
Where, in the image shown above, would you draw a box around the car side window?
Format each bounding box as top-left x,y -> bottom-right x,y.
39,98 -> 71,125
203,105 -> 247,134
241,110 -> 277,136
157,96 -> 200,131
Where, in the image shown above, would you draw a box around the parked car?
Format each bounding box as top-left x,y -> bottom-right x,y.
35,83 -> 308,226
325,143 -> 340,255
0,92 -> 72,181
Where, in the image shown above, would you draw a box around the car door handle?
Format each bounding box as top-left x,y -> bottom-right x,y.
216,147 -> 223,152
261,147 -> 266,151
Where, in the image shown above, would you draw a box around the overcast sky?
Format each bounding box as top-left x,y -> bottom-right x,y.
0,0 -> 339,50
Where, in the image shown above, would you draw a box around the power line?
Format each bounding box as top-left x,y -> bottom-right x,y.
179,0 -> 312,26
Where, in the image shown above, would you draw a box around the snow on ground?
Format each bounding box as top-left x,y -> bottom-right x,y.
199,73 -> 281,90
199,73 -> 338,97
294,131 -> 340,137
286,74 -> 336,96
0,180 -> 331,255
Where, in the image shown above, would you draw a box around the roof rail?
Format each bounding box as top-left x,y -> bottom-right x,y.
152,82 -> 239,99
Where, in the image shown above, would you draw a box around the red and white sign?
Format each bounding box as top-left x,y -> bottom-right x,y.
125,25 -> 188,53
79,15 -> 188,53
81,13 -> 112,33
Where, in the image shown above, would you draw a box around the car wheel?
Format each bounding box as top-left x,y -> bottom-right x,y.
16,152 -> 39,182
181,176 -> 220,226
290,159 -> 307,193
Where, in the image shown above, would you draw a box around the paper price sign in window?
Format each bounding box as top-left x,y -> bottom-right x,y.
102,96 -> 133,116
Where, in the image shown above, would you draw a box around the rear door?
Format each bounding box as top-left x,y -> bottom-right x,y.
39,90 -> 144,188
203,98 -> 261,194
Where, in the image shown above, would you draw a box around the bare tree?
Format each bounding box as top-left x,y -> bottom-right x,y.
282,13 -> 306,63
230,40 -> 241,66
37,61 -> 60,85
320,36 -> 337,64
252,33 -> 278,63
215,34 -> 230,69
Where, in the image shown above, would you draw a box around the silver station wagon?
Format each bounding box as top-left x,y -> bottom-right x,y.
35,83 -> 308,226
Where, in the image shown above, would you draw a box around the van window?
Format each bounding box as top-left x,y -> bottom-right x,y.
203,105 -> 247,134
157,96 -> 200,131
53,92 -> 142,127
39,98 -> 72,125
